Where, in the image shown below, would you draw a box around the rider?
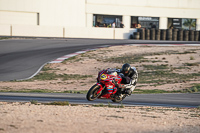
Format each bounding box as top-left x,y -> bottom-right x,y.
116,63 -> 138,95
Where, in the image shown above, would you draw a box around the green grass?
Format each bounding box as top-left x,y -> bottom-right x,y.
26,72 -> 93,81
41,66 -> 57,71
30,100 -> 38,105
45,101 -> 69,106
0,89 -> 88,94
0,89 -> 54,93
92,103 -> 106,107
105,54 -> 199,86
63,90 -> 88,94
104,49 -> 199,64
138,70 -> 200,85
187,83 -> 200,93
134,84 -> 200,94
1,86 -> 199,94
134,89 -> 174,94
142,64 -> 169,70
0,37 -> 9,40
62,56 -> 83,63
107,115 -> 124,119
92,102 -> 124,108
104,55 -> 149,64
184,63 -> 199,66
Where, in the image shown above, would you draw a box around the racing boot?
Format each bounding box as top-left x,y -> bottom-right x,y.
126,89 -> 132,96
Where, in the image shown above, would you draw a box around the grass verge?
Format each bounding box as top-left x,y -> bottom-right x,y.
1,86 -> 199,94
22,72 -> 93,81
92,102 -> 124,108
44,101 -> 70,106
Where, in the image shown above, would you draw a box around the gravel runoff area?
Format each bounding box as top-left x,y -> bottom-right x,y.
0,45 -> 200,133
0,102 -> 200,133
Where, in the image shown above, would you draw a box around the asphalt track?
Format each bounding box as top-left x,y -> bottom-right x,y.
0,92 -> 199,107
0,38 -> 200,107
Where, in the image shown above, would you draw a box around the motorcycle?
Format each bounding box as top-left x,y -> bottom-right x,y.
86,68 -> 134,102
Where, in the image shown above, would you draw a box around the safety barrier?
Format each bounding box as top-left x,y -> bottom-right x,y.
133,29 -> 200,41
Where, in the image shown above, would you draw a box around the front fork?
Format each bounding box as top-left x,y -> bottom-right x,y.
96,83 -> 104,95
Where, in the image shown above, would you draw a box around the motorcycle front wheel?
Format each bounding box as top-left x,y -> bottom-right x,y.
86,84 -> 101,101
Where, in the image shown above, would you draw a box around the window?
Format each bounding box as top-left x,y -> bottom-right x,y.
131,16 -> 159,29
93,14 -> 122,28
168,18 -> 196,30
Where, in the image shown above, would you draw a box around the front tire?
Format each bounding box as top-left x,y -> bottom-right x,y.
86,84 -> 101,101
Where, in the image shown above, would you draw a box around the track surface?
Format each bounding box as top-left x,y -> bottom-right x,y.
0,92 -> 199,107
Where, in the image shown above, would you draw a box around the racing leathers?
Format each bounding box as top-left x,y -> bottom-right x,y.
116,67 -> 138,95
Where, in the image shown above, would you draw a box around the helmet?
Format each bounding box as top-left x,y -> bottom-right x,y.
121,63 -> 131,76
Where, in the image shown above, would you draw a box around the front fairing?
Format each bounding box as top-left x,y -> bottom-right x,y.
97,69 -> 122,95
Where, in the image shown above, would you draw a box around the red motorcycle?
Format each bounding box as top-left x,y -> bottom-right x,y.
86,68 -> 128,102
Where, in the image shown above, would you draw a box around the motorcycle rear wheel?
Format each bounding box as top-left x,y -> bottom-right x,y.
112,94 -> 126,103
86,84 -> 101,101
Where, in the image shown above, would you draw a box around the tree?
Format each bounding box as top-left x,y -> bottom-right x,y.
183,19 -> 196,30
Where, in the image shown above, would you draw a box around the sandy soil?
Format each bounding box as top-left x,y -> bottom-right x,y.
0,45 -> 200,133
0,102 -> 200,133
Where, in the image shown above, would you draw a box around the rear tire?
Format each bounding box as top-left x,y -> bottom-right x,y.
112,94 -> 126,103
86,84 -> 101,101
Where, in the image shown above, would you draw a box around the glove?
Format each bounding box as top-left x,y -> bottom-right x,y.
118,84 -> 125,89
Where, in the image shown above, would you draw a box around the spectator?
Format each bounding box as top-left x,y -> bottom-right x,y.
107,24 -> 111,28
120,22 -> 124,28
136,23 -> 141,28
112,22 -> 116,28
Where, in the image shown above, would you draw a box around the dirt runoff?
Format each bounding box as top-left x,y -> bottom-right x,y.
0,45 -> 200,133
0,102 -> 199,133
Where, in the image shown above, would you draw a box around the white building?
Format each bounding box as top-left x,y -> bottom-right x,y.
0,0 -> 200,39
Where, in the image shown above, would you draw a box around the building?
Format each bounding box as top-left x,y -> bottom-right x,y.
0,0 -> 200,39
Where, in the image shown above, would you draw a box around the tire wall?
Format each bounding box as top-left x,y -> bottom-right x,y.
133,28 -> 200,41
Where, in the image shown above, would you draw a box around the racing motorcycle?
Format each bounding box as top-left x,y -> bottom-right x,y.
86,68 -> 135,102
